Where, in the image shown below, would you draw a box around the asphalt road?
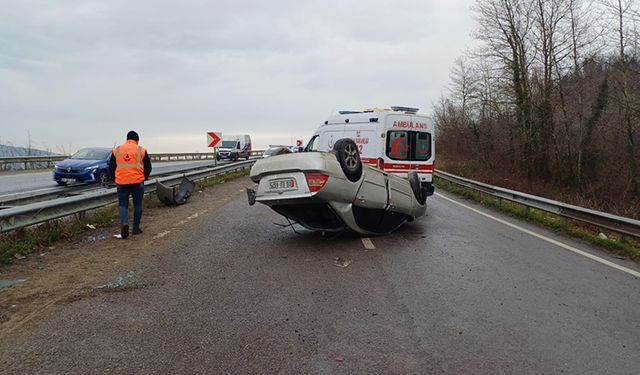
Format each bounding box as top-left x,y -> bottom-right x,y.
0,159 -> 230,197
1,188 -> 639,374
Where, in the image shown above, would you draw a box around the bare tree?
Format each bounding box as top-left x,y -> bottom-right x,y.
475,0 -> 539,176
601,0 -> 640,196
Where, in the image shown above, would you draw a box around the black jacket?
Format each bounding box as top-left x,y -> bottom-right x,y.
109,149 -> 152,183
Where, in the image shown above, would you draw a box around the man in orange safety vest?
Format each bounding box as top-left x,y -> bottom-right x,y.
109,130 -> 152,239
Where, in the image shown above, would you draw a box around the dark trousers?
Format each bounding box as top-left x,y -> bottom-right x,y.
117,183 -> 144,230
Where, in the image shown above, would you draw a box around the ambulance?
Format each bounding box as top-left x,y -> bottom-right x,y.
305,106 -> 435,196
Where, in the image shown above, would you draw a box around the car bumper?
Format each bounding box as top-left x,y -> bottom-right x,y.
54,170 -> 98,183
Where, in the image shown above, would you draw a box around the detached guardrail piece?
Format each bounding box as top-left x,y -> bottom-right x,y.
435,170 -> 640,239
0,160 -> 255,233
156,177 -> 195,205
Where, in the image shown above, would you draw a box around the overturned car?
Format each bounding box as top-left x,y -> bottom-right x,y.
247,139 -> 428,235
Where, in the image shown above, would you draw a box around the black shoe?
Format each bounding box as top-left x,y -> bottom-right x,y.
132,228 -> 142,235
121,224 -> 129,239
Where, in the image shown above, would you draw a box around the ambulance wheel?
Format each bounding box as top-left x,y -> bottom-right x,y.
333,138 -> 362,182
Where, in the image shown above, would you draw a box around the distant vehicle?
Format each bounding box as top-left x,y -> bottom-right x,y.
53,147 -> 112,186
262,145 -> 297,158
247,138 -> 427,235
217,134 -> 252,161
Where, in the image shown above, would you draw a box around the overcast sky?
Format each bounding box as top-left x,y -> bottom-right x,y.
0,0 -> 476,153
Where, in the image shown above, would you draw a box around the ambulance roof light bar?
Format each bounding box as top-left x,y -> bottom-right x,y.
390,106 -> 419,114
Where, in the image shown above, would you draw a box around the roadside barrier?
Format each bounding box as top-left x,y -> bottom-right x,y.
435,170 -> 640,239
0,161 -> 255,233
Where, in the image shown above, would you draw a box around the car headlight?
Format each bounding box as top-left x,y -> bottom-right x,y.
54,164 -> 59,169
84,165 -> 99,170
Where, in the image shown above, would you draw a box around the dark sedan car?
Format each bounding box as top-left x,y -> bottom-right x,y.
53,147 -> 112,186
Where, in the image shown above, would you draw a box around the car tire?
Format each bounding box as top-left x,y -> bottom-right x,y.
333,138 -> 362,182
408,171 -> 426,205
98,170 -> 109,184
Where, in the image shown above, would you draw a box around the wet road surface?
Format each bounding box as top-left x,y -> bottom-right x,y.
0,189 -> 638,374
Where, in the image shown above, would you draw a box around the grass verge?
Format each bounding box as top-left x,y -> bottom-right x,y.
0,169 -> 250,265
434,176 -> 640,261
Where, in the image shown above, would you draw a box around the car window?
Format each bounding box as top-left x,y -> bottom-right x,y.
386,131 -> 409,160
306,135 -> 320,152
221,140 -> 236,148
71,149 -> 110,160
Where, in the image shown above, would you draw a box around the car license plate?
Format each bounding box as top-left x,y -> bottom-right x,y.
269,178 -> 296,190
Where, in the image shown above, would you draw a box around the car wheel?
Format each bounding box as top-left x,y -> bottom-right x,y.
98,170 -> 109,184
408,171 -> 426,205
333,138 -> 362,182
56,181 -> 67,186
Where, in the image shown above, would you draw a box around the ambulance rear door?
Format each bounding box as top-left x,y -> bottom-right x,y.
382,115 -> 434,183
411,115 -> 434,184
383,114 -> 413,177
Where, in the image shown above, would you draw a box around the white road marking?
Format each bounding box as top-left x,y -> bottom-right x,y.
153,231 -> 171,239
361,237 -> 375,250
435,193 -> 640,278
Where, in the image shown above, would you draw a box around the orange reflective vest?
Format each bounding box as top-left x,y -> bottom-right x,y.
113,140 -> 146,185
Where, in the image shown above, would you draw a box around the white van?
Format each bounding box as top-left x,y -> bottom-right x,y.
305,106 -> 435,195
217,134 -> 252,161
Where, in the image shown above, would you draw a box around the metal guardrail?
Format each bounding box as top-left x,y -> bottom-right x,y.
149,150 -> 265,162
0,160 -> 255,233
0,151 -> 266,169
0,155 -> 68,169
435,170 -> 640,239
0,160 -> 240,207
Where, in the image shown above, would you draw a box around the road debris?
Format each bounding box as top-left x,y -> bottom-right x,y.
333,257 -> 351,268
157,177 -> 195,205
113,234 -> 122,239
0,279 -> 26,289
361,237 -> 375,250
13,253 -> 26,260
597,233 -> 609,240
96,271 -> 136,290
335,355 -> 345,363
86,224 -> 96,230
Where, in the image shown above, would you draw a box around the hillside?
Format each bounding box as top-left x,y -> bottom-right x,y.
0,144 -> 59,157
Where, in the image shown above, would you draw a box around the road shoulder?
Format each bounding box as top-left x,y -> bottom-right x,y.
0,176 -> 255,340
